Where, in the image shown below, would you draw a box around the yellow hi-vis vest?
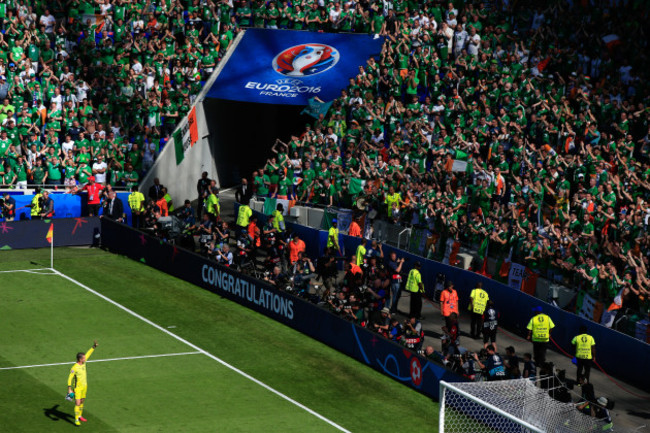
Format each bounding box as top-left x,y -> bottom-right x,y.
327,226 -> 339,248
128,191 -> 145,212
405,269 -> 422,293
470,288 -> 489,314
236,205 -> 252,227
272,210 -> 285,232
355,245 -> 366,266
31,194 -> 42,216
572,334 -> 595,359
527,314 -> 554,342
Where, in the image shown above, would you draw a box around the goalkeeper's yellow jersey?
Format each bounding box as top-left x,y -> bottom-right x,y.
67,347 -> 95,388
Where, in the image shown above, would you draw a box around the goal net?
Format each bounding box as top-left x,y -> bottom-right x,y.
439,379 -> 605,433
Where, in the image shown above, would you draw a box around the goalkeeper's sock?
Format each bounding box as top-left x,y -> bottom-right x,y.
79,404 -> 84,417
74,405 -> 81,421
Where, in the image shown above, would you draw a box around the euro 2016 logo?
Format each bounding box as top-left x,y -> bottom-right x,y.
272,44 -> 339,77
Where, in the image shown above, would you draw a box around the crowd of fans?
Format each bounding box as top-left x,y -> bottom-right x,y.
0,0 -> 646,321
0,0 -> 235,189
249,1 -> 650,319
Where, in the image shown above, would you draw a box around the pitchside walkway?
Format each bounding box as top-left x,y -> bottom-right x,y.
218,189 -> 649,432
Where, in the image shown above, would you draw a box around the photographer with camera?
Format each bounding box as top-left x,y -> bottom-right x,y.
235,228 -> 254,271
213,220 -> 230,251
363,278 -> 388,314
472,345 -> 507,381
264,265 -> 288,289
371,307 -> 392,337
177,200 -> 196,227
403,315 -> 424,353
196,212 -> 214,255
1,193 -> 16,221
214,244 -> 234,267
343,293 -> 363,324
291,251 -> 316,293
327,291 -> 349,316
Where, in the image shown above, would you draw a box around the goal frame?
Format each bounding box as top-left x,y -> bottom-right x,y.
439,381 -> 544,433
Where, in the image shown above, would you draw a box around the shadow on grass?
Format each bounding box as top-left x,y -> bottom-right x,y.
44,404 -> 75,425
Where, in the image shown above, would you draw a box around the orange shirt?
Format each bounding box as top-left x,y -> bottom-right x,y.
288,239 -> 306,264
349,221 -> 361,237
349,263 -> 362,275
156,197 -> 169,216
248,222 -> 260,247
440,289 -> 459,317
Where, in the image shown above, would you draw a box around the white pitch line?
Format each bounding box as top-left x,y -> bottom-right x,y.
0,352 -> 202,371
0,268 -> 52,274
52,268 -> 351,433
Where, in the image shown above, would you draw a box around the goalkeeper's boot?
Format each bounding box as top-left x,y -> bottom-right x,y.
75,419 -> 81,426
79,417 -> 87,422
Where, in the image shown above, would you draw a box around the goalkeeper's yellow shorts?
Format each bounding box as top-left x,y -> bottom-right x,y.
74,386 -> 87,400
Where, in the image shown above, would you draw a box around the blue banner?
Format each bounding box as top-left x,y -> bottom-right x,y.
6,192 -> 133,225
206,29 -> 384,105
101,218 -> 464,399
11,193 -> 81,220
0,217 -> 99,249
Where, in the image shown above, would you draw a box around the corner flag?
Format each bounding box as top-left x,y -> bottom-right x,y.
46,223 -> 53,244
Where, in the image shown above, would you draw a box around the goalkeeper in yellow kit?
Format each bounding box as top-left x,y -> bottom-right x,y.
67,340 -> 98,426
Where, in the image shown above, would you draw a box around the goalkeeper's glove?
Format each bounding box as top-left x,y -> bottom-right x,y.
65,392 -> 75,402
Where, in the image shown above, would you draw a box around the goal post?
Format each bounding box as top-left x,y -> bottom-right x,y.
439,380 -> 543,433
439,379 -> 604,433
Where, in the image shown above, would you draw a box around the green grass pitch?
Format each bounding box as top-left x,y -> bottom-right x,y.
0,248 -> 439,432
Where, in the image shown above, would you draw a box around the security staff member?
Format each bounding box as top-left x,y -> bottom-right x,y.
440,281 -> 459,329
236,200 -> 253,232
571,325 -> 596,382
405,262 -> 424,319
527,306 -> 555,366
205,187 -> 220,222
271,203 -> 285,233
355,238 -> 367,267
327,219 -> 341,255
29,187 -> 43,220
469,282 -> 489,339
128,185 -> 145,228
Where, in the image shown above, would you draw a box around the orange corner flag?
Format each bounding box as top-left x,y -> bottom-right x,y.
46,223 -> 53,244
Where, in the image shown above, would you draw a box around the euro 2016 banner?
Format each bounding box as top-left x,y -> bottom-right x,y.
206,29 -> 384,105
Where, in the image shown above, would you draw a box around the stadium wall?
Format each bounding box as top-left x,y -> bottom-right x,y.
0,217 -> 99,249
139,102 -> 218,202
100,218 -> 465,399
238,205 -> 650,391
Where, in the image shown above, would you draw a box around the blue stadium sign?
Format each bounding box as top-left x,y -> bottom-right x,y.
206,29 -> 384,105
